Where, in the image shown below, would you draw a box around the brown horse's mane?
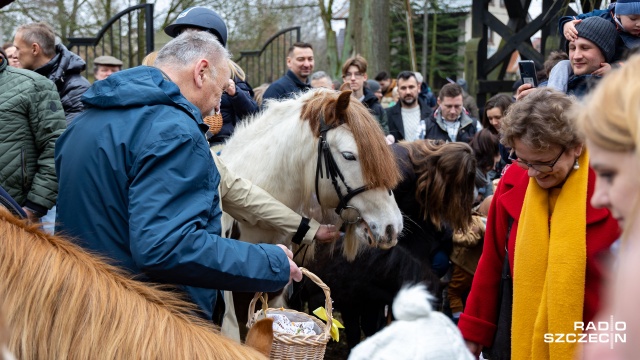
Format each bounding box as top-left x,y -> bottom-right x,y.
301,90 -> 401,190
0,208 -> 266,360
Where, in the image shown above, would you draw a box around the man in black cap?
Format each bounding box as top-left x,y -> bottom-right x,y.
93,55 -> 123,81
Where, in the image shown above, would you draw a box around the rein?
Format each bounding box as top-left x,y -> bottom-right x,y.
314,114 -> 368,224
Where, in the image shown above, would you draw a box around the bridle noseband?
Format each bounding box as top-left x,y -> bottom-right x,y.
314,115 -> 368,224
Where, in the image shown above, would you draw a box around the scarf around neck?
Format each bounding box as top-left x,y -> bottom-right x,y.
512,149 -> 589,359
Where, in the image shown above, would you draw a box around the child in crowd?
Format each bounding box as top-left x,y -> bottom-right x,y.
561,0 -> 640,55
548,0 -> 640,91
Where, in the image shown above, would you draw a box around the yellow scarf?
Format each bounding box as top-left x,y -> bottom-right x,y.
512,149 -> 589,359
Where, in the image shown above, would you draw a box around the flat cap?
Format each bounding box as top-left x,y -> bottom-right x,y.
94,55 -> 123,66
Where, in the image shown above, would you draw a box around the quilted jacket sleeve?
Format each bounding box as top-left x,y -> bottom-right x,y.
25,78 -> 66,212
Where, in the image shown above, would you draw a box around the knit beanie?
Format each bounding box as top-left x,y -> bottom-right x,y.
366,79 -> 381,93
567,17 -> 618,63
616,0 -> 640,15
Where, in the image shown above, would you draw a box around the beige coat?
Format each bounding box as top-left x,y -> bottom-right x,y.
213,153 -> 320,245
450,215 -> 485,275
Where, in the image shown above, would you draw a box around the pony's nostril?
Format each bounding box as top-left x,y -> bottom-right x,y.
385,224 -> 395,240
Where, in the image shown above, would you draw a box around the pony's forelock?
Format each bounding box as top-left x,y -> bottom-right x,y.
300,90 -> 401,190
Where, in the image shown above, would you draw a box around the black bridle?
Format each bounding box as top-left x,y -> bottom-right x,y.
314,115 -> 368,224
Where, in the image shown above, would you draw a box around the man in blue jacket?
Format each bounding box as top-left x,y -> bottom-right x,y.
55,31 -> 301,322
262,42 -> 314,103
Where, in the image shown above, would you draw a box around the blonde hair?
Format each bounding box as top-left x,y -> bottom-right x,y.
573,54 -> 640,154
228,60 -> 246,81
253,83 -> 270,107
0,208 -> 266,360
141,51 -> 158,66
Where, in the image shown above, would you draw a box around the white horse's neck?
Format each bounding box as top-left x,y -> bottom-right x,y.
220,100 -> 318,213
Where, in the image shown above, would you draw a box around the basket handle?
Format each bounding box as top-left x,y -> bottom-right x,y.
247,267 -> 333,339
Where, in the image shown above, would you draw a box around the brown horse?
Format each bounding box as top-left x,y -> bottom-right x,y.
0,208 -> 267,359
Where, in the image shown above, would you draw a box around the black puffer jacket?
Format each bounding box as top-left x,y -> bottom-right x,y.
35,43 -> 90,124
262,70 -> 311,103
361,87 -> 389,135
211,79 -> 259,144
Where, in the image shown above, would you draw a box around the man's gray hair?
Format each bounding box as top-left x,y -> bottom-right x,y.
16,22 -> 56,57
310,71 -> 332,82
155,31 -> 230,77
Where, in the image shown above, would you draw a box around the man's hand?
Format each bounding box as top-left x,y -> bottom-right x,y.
465,340 -> 483,358
276,244 -> 303,282
563,19 -> 581,41
385,134 -> 395,145
515,83 -> 535,101
592,62 -> 612,77
313,224 -> 340,244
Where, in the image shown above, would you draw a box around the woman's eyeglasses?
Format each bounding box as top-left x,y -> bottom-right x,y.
509,147 -> 565,173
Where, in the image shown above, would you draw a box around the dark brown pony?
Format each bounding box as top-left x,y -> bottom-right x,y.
0,208 -> 267,359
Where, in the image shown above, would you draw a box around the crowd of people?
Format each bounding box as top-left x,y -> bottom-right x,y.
2,1 -> 640,359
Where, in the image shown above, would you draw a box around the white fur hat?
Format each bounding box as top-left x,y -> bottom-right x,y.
348,285 -> 474,360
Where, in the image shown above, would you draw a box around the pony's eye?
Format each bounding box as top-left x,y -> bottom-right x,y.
341,152 -> 356,161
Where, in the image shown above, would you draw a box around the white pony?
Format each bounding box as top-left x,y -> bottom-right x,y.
221,89 -> 403,261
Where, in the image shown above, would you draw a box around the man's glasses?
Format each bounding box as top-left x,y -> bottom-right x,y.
509,147 -> 565,173
342,72 -> 364,79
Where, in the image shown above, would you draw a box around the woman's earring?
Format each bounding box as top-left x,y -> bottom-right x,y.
573,160 -> 580,170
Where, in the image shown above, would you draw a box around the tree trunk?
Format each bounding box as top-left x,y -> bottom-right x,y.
318,0 -> 340,78
405,0 -> 416,72
342,0 -> 390,77
428,9 -> 437,87
422,0 -> 429,77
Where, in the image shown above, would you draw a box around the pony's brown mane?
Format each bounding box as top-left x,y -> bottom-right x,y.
301,90 -> 401,190
0,208 -> 266,360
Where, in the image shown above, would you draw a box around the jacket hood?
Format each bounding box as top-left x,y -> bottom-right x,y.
362,86 -> 380,107
36,43 -> 86,82
82,66 -> 202,122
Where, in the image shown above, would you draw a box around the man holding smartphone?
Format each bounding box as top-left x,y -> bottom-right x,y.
516,17 -> 618,100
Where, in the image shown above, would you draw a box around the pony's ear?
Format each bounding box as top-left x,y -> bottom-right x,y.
336,90 -> 352,120
245,318 -> 273,357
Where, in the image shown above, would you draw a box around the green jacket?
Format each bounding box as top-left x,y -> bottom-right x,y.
0,58 -> 66,215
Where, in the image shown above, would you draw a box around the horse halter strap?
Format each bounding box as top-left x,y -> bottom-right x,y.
314,114 -> 368,222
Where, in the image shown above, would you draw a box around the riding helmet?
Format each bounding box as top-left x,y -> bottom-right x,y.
164,7 -> 228,47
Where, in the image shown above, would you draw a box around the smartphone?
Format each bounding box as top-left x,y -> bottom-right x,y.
518,60 -> 538,87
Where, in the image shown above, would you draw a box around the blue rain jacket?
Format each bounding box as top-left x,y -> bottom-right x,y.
55,66 -> 289,319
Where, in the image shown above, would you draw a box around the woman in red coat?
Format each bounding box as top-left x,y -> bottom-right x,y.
458,88 -> 619,359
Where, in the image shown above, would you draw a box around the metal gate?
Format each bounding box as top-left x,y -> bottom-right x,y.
235,26 -> 300,86
67,3 -> 154,78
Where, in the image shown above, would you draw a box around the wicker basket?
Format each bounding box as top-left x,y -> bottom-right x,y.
247,268 -> 332,360
203,113 -> 223,135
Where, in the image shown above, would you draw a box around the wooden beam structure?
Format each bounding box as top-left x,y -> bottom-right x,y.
469,0 -> 605,107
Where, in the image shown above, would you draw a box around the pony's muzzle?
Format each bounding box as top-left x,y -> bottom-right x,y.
363,222 -> 398,249
377,224 -> 399,249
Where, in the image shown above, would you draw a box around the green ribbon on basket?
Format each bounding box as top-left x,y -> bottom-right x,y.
313,307 -> 344,342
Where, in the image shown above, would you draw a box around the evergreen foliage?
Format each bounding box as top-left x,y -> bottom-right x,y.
389,0 -> 468,89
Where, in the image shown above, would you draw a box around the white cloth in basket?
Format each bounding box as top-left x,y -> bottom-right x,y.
267,313 -> 317,336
